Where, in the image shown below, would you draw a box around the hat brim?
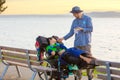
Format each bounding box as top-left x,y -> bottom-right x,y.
70,10 -> 83,13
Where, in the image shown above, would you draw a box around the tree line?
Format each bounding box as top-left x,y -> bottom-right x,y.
0,0 -> 7,13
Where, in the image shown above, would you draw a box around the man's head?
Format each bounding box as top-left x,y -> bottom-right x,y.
70,6 -> 83,18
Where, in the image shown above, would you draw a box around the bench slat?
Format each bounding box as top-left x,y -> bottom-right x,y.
7,61 -> 56,72
96,67 -> 106,73
7,61 -> 29,68
98,74 -> 120,80
0,46 -> 36,54
2,52 -> 27,59
96,67 -> 120,75
7,61 -> 40,67
0,46 -> 26,53
2,52 -> 37,61
96,60 -> 120,68
97,74 -> 106,80
3,56 -> 40,66
3,56 -> 27,64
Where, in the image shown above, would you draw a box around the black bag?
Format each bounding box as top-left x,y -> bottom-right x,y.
36,36 -> 49,49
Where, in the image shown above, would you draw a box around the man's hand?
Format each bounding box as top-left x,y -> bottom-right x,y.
58,38 -> 64,42
75,27 -> 83,31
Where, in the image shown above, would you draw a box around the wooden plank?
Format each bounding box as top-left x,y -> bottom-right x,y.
30,61 -> 40,66
2,56 -> 40,66
7,61 -> 56,72
2,52 -> 37,61
2,52 -> 27,59
7,60 -> 40,67
0,46 -> 27,53
96,67 -> 120,75
0,46 -> 37,54
96,67 -> 106,73
29,55 -> 37,61
28,50 -> 37,54
97,74 -> 106,80
6,61 -> 29,68
110,62 -> 120,68
96,60 -> 120,68
98,74 -> 120,80
3,56 -> 27,64
96,60 -> 106,65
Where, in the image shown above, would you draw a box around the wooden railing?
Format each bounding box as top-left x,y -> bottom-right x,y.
96,60 -> 120,80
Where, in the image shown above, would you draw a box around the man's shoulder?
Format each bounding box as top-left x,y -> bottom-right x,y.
83,14 -> 91,19
73,18 -> 77,22
72,18 -> 79,24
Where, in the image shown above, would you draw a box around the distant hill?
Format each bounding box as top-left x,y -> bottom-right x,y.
87,11 -> 120,18
0,11 -> 120,18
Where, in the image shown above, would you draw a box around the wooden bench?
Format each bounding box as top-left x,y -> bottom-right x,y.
0,46 -> 56,80
96,60 -> 120,80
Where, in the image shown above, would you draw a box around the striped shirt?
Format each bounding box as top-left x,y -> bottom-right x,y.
64,14 -> 93,47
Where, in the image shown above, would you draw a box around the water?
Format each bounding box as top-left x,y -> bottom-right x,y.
0,15 -> 120,62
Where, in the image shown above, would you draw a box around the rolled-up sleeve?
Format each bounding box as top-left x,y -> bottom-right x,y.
83,17 -> 93,32
63,21 -> 75,40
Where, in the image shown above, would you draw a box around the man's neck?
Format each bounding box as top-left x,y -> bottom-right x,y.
78,13 -> 83,19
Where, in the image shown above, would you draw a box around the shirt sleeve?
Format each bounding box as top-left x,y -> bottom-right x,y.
59,43 -> 67,50
63,20 -> 75,40
83,17 -> 93,32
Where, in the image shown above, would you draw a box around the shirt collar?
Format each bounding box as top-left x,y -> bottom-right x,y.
76,14 -> 84,20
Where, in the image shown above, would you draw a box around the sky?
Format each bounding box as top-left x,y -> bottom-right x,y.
2,0 -> 120,14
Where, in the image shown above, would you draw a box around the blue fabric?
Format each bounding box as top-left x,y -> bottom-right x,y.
59,57 -> 68,65
47,43 -> 86,58
48,49 -> 52,55
66,47 -> 86,57
63,14 -> 93,46
47,43 -> 67,55
59,43 -> 67,50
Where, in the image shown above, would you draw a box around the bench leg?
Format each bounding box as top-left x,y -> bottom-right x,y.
87,69 -> 94,80
31,72 -> 37,80
106,62 -> 111,80
15,66 -> 21,78
44,71 -> 48,80
38,72 -> 44,80
0,65 -> 9,80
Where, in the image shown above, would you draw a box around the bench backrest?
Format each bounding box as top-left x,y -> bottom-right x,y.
96,60 -> 120,80
0,46 -> 40,67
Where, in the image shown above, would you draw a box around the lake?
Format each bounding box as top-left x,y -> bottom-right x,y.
0,15 -> 120,62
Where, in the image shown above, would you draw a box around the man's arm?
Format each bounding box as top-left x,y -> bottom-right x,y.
63,20 -> 76,40
83,17 -> 93,32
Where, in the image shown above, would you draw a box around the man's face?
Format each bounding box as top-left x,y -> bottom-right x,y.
73,12 -> 82,18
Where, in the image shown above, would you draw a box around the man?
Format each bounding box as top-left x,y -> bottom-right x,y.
59,6 -> 93,80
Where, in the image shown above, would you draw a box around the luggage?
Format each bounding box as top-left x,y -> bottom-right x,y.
36,36 -> 49,49
35,36 -> 49,61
